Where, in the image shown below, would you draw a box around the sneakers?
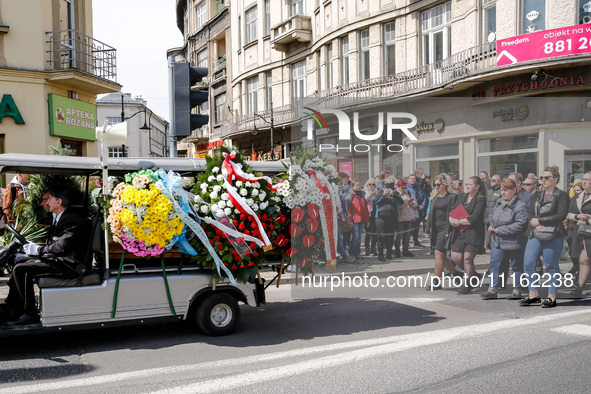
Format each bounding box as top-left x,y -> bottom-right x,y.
480,291 -> 498,300
344,255 -> 356,263
457,285 -> 472,295
570,288 -> 584,299
413,242 -> 424,248
402,250 -> 414,257
519,297 -> 541,306
541,298 -> 557,308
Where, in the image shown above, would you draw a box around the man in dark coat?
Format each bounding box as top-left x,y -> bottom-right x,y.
4,188 -> 84,325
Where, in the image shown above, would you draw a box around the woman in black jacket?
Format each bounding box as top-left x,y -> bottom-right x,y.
449,176 -> 488,294
425,174 -> 462,289
567,171 -> 591,298
519,166 -> 569,308
373,188 -> 403,261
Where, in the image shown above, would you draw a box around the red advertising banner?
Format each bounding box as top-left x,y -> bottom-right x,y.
497,23 -> 591,66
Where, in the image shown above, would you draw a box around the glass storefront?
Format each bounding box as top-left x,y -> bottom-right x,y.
477,133 -> 538,178
566,156 -> 591,189
415,142 -> 460,178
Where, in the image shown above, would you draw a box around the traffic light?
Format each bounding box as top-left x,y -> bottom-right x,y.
172,62 -> 209,139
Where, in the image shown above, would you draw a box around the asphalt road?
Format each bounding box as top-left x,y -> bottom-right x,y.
1,282 -> 591,393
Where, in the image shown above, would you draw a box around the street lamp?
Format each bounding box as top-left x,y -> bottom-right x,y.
251,101 -> 278,158
120,94 -> 152,157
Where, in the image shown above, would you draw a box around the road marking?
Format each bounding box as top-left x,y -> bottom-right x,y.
2,308 -> 591,394
552,324 -> 591,338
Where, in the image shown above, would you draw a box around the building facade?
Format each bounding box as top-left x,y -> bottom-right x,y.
0,0 -> 120,163
174,0 -> 591,188
97,93 -> 169,158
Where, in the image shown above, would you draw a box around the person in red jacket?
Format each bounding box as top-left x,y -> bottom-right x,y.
349,180 -> 370,258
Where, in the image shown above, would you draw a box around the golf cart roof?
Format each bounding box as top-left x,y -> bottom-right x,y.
0,153 -> 288,176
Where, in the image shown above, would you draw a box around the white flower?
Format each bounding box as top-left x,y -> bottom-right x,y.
246,198 -> 254,206
213,185 -> 222,193
207,175 -> 215,182
212,167 -> 220,173
234,208 -> 241,214
224,208 -> 232,216
200,205 -> 209,214
260,201 -> 268,210
210,192 -> 219,200
253,182 -> 261,188
245,181 -> 252,187
259,191 -> 266,201
200,182 -> 208,190
217,200 -> 226,209
240,188 -> 248,196
227,200 -> 234,208
252,203 -> 259,211
216,174 -> 224,181
251,189 -> 259,197
235,181 -> 243,187
221,193 -> 230,201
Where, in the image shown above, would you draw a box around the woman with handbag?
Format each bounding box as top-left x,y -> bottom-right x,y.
567,171 -> 591,298
374,188 -> 404,261
520,166 -> 569,308
481,179 -> 529,300
449,176 -> 488,295
424,174 -> 462,290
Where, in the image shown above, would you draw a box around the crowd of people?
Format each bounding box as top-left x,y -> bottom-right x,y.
337,166 -> 591,308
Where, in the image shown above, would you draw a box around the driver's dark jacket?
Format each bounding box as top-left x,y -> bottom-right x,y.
38,209 -> 85,262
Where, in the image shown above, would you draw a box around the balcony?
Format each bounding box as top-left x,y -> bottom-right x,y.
186,126 -> 210,142
270,15 -> 312,52
46,29 -> 119,93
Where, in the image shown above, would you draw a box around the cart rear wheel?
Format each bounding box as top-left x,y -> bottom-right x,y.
195,293 -> 240,336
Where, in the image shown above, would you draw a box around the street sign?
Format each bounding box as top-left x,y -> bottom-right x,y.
497,23 -> 591,66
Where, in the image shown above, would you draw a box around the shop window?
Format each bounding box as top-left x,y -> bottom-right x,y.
422,2 -> 451,65
483,0 -> 496,43
521,0 -> 546,34
477,134 -> 539,178
580,0 -> 591,24
416,142 -> 459,178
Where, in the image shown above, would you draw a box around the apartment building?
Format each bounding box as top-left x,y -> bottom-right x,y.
0,0 -> 120,161
175,0 -> 591,188
97,93 -> 169,158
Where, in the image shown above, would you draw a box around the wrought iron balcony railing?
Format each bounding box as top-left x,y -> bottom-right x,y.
46,29 -> 117,82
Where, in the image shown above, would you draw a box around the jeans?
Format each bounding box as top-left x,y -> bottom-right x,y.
488,245 -> 524,291
337,232 -> 349,259
395,221 -> 412,252
523,236 -> 564,295
350,222 -> 365,257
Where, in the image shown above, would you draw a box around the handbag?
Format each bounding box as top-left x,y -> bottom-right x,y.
579,224 -> 591,238
443,228 -> 456,250
338,213 -> 354,233
533,226 -> 557,242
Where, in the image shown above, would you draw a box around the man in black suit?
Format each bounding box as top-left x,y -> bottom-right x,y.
4,188 -> 84,326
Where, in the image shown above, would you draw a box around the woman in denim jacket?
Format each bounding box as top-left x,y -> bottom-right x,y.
481,179 -> 528,300
520,166 -> 569,308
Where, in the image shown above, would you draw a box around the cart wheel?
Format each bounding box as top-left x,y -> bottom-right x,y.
195,293 -> 240,336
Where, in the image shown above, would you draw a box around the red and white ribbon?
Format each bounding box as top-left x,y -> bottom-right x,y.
222,151 -> 284,191
308,170 -> 338,269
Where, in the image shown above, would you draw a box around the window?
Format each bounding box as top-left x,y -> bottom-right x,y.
246,7 -> 257,44
579,0 -> 591,24
197,49 -> 208,68
521,0 -> 546,33
265,0 -> 271,36
422,2 -> 451,65
266,71 -> 273,110
215,93 -> 226,123
106,117 -> 121,126
415,142 -> 459,178
478,134 -> 539,178
292,0 -> 304,15
342,36 -> 349,85
238,15 -> 241,47
384,22 -> 395,76
108,147 -> 125,158
482,0 -> 496,43
292,60 -> 306,99
327,43 -> 334,88
247,77 -> 258,114
196,2 -> 207,29
360,29 -> 370,80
